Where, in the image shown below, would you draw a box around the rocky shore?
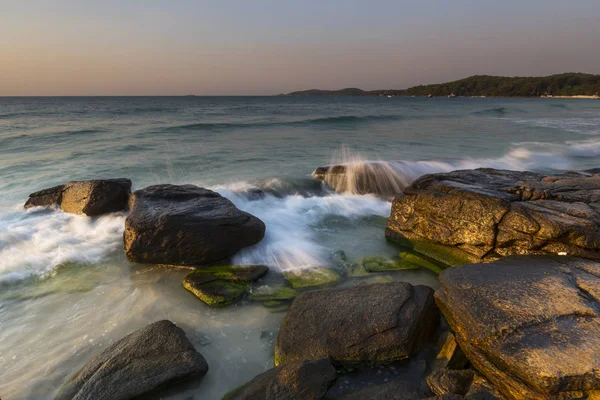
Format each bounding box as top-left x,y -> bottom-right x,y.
23,167 -> 600,399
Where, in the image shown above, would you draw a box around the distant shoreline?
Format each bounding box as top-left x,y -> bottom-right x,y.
285,73 -> 600,98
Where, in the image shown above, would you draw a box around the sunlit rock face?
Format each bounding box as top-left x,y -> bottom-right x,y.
25,178 -> 132,216
386,168 -> 600,261
436,256 -> 600,400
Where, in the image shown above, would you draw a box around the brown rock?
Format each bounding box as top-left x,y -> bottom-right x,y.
435,256 -> 600,399
25,179 -> 131,216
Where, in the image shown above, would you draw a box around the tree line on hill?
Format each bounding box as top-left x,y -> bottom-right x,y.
286,73 -> 600,97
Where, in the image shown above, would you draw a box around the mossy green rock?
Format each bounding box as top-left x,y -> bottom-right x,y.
283,268 -> 341,289
411,240 -> 476,266
183,265 -> 268,307
248,285 -> 297,301
362,256 -> 419,272
399,252 -> 446,274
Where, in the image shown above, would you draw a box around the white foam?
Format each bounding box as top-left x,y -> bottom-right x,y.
0,209 -> 125,283
214,186 -> 390,271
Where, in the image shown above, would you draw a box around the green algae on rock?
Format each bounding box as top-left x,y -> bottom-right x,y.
248,284 -> 297,302
399,252 -> 446,274
283,267 -> 341,289
182,265 -> 268,307
362,255 -> 419,272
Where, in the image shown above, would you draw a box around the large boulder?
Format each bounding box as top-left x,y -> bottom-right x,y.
335,379 -> 427,400
223,359 -> 336,400
55,320 -> 208,400
386,168 -> 600,261
25,179 -> 131,216
275,282 -> 439,366
124,184 -> 265,265
435,256 -> 600,400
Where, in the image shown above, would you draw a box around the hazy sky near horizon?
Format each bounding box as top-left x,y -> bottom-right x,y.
2,0 -> 600,95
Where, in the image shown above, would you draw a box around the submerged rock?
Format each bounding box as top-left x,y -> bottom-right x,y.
222,358 -> 336,400
25,178 -> 131,216
282,267 -> 341,288
362,256 -> 420,272
275,282 -> 439,366
182,265 -> 268,307
55,320 -> 208,400
386,168 -> 600,261
124,184 -> 265,265
435,256 -> 600,399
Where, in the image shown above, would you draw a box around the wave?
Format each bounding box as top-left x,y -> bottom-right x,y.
472,107 -> 508,116
164,114 -> 403,131
0,209 -> 125,283
511,118 -> 600,135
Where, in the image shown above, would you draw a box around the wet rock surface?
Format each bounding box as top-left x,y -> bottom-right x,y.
124,184 -> 265,265
25,178 -> 131,216
386,168 -> 600,261
182,265 -> 268,307
435,256 -> 600,400
55,320 -> 208,400
275,282 -> 439,367
427,369 -> 474,396
223,358 -> 336,400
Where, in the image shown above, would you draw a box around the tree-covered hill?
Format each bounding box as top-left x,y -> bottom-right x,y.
286,73 -> 600,97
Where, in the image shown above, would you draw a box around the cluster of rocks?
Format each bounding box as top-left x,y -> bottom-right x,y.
26,167 -> 600,399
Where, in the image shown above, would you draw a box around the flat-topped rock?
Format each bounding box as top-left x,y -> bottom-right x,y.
386,168 -> 600,261
124,184 -> 265,265
275,282 -> 439,367
55,320 -> 208,400
435,256 -> 600,399
223,359 -> 336,400
182,265 -> 268,307
25,178 -> 131,216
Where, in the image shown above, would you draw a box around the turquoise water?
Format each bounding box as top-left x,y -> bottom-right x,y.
1,96 -> 599,399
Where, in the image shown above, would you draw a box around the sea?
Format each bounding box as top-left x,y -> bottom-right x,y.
1,96 -> 599,399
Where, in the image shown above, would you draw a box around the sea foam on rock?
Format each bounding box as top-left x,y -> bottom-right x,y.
55,320 -> 208,400
386,168 -> 600,261
435,256 -> 600,399
124,184 -> 265,265
274,282 -> 439,367
25,178 -> 131,216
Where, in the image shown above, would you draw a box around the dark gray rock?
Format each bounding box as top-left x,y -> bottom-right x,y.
25,179 -> 131,216
223,359 -> 336,400
386,168 -> 600,261
432,332 -> 468,370
427,369 -> 474,396
55,320 -> 208,400
275,282 -> 439,367
435,256 -> 600,400
464,375 -> 505,400
335,380 -> 424,400
124,184 -> 265,265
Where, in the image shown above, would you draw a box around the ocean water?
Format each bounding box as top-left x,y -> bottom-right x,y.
1,96 -> 599,399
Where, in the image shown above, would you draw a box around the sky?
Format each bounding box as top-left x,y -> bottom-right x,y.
1,0 -> 600,96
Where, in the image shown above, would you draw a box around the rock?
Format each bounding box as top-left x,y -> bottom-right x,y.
248,284 -> 298,302
386,168 -> 600,261
435,256 -> 600,399
432,332 -> 468,370
182,265 -> 268,307
464,375 -> 505,400
427,369 -> 474,396
425,396 -> 465,400
275,282 -> 439,366
335,380 -> 424,400
312,161 -> 408,197
25,179 -> 131,216
222,358 -> 336,400
124,184 -> 265,265
282,267 -> 341,289
362,256 -> 420,272
398,252 -> 446,274
55,320 -> 208,400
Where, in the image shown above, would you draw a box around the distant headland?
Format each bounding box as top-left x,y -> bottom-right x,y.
285,73 -> 600,98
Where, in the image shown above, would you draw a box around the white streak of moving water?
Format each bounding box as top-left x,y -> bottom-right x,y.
214,184 -> 391,271
0,209 -> 125,283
